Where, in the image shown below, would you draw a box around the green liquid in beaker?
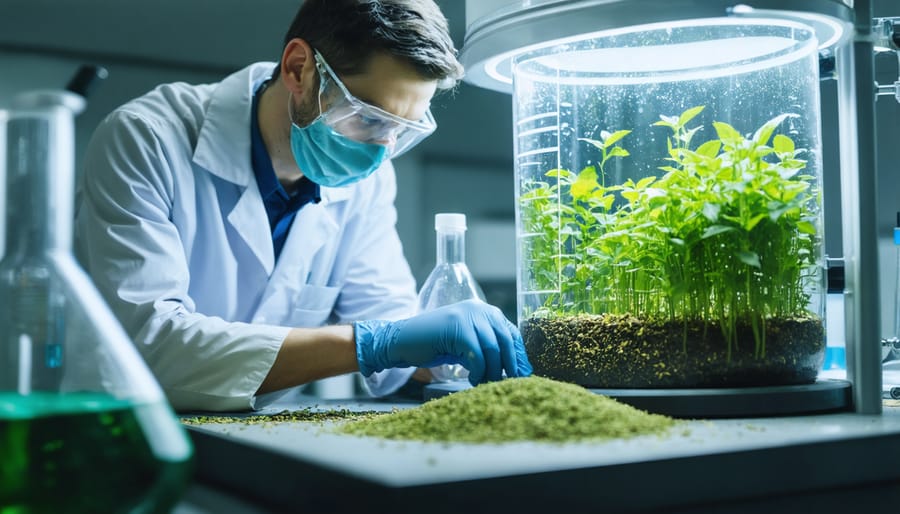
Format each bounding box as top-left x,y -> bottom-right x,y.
0,392 -> 193,514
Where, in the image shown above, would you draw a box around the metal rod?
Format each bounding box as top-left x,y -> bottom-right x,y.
841,0 -> 882,414
876,84 -> 896,96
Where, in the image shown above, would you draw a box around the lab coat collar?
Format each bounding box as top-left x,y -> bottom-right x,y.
194,62 -> 278,274
319,185 -> 351,204
191,62 -> 354,276
192,61 -> 366,208
193,62 -> 276,186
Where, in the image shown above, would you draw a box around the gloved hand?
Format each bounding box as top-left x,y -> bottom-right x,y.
355,299 -> 533,386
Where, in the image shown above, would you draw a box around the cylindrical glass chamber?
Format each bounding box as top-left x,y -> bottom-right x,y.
513,18 -> 826,387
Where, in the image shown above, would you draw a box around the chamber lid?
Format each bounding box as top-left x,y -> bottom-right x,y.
461,0 -> 853,93
513,18 -> 818,85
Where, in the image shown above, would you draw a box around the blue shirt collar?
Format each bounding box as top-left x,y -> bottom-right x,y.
250,78 -> 320,230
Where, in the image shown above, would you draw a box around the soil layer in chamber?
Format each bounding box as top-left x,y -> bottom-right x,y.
522,314 -> 825,388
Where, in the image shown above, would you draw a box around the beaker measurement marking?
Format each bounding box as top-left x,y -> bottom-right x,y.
519,195 -> 555,205
520,290 -> 563,295
517,161 -> 546,168
517,112 -> 559,126
516,147 -> 560,159
517,126 -> 560,138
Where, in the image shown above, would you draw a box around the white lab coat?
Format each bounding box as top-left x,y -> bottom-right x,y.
74,62 -> 418,412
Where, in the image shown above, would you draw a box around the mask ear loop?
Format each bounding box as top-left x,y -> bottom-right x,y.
287,92 -> 301,128
287,57 -> 327,128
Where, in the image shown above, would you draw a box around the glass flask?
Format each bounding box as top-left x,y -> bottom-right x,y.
0,90 -> 193,513
513,18 -> 826,388
417,213 -> 486,382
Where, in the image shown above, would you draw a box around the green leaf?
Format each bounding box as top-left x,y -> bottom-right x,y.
701,224 -> 734,239
578,137 -> 605,151
752,113 -> 794,146
635,176 -> 656,190
545,168 -> 571,179
744,213 -> 767,232
797,221 -> 817,235
571,166 -> 599,200
773,134 -> 795,154
712,121 -> 742,144
778,168 -> 801,180
701,202 -> 721,222
768,205 -> 790,222
606,147 -> 630,159
621,190 -> 640,203
654,114 -> 679,127
679,126 -> 703,149
737,251 -> 761,268
599,194 -> 615,211
603,129 -> 631,147
695,140 -> 722,158
678,106 -> 706,127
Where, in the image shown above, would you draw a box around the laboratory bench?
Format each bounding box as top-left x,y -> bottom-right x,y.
174,387 -> 900,514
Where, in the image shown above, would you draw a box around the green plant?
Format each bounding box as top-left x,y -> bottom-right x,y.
519,106 -> 821,358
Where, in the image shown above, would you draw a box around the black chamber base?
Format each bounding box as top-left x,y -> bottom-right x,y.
423,379 -> 853,418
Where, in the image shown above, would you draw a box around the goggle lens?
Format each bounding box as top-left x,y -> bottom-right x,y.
313,50 -> 436,158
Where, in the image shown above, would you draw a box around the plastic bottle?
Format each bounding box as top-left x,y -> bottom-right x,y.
0,87 -> 193,512
417,213 -> 486,382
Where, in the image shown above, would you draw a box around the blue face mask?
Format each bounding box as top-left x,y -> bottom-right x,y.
290,118 -> 387,188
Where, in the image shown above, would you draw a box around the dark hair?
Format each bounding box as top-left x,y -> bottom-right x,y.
279,0 -> 463,89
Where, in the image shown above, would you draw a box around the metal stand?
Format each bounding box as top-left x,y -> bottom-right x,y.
840,0 -> 883,414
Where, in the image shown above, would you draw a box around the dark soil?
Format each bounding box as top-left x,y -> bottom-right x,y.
521,314 -> 825,388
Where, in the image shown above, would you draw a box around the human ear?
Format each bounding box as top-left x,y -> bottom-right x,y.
280,38 -> 316,96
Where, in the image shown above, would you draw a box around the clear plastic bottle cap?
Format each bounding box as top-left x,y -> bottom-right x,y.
435,213 -> 466,232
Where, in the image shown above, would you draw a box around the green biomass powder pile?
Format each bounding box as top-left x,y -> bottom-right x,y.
337,376 -> 676,443
181,407 -> 383,426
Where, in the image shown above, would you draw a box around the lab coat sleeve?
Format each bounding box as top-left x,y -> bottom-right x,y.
75,110 -> 288,412
333,163 -> 418,396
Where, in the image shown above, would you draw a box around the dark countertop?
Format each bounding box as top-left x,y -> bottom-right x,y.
176,389 -> 900,514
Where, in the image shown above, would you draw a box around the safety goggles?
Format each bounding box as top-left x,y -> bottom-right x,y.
313,49 -> 436,158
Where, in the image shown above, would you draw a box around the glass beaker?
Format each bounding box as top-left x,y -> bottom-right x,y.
0,90 -> 193,513
512,18 -> 826,388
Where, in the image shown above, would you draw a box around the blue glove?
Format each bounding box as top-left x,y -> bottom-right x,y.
355,299 -> 533,386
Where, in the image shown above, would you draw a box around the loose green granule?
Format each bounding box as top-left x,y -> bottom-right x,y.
336,376 -> 677,443
181,407 -> 385,426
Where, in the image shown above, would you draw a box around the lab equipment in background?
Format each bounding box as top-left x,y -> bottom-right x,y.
823,262 -> 847,373
0,69 -> 193,513
882,212 -> 900,398
871,15 -> 900,398
892,212 -> 900,350
874,16 -> 900,104
417,213 -> 486,382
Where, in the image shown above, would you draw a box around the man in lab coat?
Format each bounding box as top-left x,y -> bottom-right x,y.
74,0 -> 531,412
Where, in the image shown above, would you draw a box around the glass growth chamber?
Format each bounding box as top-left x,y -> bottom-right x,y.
461,0 -> 885,415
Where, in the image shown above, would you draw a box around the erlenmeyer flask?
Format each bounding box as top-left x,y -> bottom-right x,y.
0,89 -> 193,513
417,213 -> 486,382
